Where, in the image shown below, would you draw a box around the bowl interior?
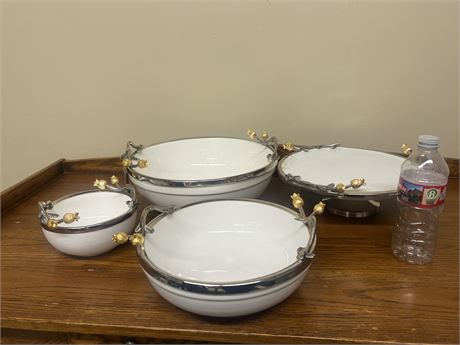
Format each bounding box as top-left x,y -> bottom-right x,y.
281,147 -> 405,195
143,200 -> 309,283
133,138 -> 274,181
50,191 -> 132,228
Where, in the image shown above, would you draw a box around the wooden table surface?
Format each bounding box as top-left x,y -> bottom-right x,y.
1,170 -> 458,344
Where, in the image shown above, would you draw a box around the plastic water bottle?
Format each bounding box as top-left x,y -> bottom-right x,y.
392,135 -> 449,264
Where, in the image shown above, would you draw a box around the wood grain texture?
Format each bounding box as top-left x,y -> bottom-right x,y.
1,328 -> 218,344
63,157 -> 123,174
1,171 -> 458,344
1,159 -> 64,213
446,158 -> 459,179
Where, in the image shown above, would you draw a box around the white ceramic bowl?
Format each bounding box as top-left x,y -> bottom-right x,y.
278,146 -> 405,198
39,186 -> 138,257
132,199 -> 317,317
124,137 -> 278,207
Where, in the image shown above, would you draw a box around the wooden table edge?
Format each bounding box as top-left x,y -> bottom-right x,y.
2,317 -> 427,345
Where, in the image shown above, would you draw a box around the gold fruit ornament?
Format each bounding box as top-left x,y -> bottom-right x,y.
63,212 -> 79,224
247,129 -> 256,140
291,193 -> 304,209
93,179 -> 107,190
335,183 -> 346,193
261,131 -> 269,140
130,233 -> 144,246
283,142 -> 294,152
138,160 -> 148,168
313,202 -> 326,215
121,159 -> 132,168
350,178 -> 366,189
112,232 -> 129,244
47,219 -> 59,229
401,144 -> 412,157
110,175 -> 119,185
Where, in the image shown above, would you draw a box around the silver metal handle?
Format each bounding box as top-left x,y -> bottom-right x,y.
112,204 -> 176,246
125,141 -> 143,157
139,205 -> 176,235
283,142 -> 340,152
290,193 -> 325,261
121,141 -> 148,168
38,201 -> 80,229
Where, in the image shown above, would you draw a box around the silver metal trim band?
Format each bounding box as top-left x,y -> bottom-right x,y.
129,169 -> 274,196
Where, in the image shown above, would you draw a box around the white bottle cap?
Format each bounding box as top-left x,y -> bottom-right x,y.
418,134 -> 440,148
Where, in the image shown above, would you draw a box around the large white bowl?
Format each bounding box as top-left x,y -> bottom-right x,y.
133,199 -> 317,317
124,137 -> 278,207
39,187 -> 138,257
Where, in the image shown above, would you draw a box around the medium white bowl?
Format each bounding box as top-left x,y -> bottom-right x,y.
278,146 -> 406,217
279,146 -> 405,198
39,186 -> 138,257
132,198 -> 317,317
124,136 -> 278,207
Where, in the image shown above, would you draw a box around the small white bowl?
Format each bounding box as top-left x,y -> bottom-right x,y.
39,183 -> 138,257
123,135 -> 279,207
116,196 -> 320,317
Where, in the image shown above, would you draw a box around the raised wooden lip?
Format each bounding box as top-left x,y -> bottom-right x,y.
1,153 -> 458,213
1,158 -> 124,213
1,159 -> 65,213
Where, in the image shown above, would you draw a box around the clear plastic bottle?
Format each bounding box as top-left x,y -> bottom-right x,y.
392,135 -> 449,265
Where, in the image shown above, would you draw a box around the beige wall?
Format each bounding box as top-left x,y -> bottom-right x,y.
2,1 -> 459,190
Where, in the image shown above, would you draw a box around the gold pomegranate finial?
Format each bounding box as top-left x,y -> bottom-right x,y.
291,193 -> 304,209
110,175 -> 119,185
283,142 -> 294,152
313,202 -> 326,215
121,159 -> 132,168
247,129 -> 257,140
62,212 -> 80,224
93,179 -> 107,190
350,178 -> 366,189
137,160 -> 148,169
401,144 -> 412,157
47,219 -> 59,229
335,183 -> 346,193
261,131 -> 269,140
130,233 -> 144,246
112,232 -> 129,244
